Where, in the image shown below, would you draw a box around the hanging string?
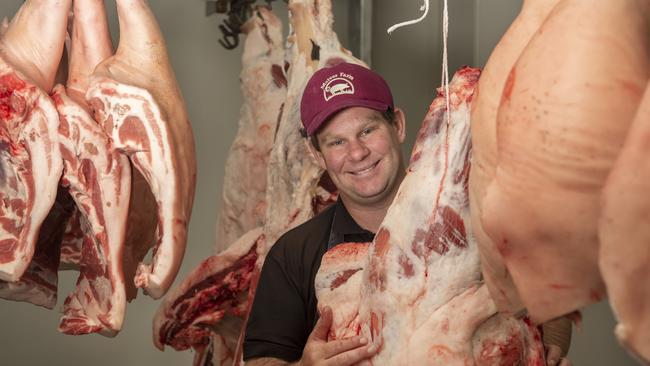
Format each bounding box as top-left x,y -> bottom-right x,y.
386,0 -> 430,35
441,0 -> 451,126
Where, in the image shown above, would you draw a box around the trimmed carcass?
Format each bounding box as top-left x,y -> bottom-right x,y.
0,0 -> 68,282
87,0 -> 197,299
468,0 -> 561,314
480,0 -> 650,323
599,82 -> 650,364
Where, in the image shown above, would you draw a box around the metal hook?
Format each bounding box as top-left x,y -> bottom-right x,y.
218,23 -> 239,49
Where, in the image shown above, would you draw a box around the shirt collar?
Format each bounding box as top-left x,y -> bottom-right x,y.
327,199 -> 375,250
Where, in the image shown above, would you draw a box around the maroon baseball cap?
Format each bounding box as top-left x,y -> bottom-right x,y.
300,62 -> 394,136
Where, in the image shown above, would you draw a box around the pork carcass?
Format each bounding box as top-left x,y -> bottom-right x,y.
87,0 -> 197,299
0,0 -> 68,282
49,0 -> 132,336
468,0 -> 561,314
599,82 -> 650,364
316,67 -> 545,365
0,187 -> 75,309
480,0 -> 650,323
214,6 -> 287,254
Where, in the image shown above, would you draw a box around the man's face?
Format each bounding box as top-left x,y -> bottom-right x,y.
311,106 -> 406,208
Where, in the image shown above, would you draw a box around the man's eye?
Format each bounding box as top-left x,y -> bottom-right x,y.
361,127 -> 374,136
328,139 -> 344,147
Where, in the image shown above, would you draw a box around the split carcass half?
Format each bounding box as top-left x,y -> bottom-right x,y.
0,0 -> 69,282
481,0 -> 650,323
599,82 -> 650,364
468,0 -> 561,314
51,0 -> 131,336
316,68 -> 545,365
214,6 -> 287,255
87,0 -> 197,299
154,7 -> 286,365
153,0 -> 360,363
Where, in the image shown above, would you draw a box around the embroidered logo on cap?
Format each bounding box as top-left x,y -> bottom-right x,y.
321,72 -> 355,101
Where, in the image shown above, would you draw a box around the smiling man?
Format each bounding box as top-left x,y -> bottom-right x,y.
243,62 -> 401,366
242,63 -> 572,366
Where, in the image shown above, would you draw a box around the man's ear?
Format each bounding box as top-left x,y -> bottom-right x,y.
306,137 -> 327,170
393,107 -> 407,144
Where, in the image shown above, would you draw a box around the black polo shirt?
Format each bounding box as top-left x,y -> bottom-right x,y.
243,199 -> 374,362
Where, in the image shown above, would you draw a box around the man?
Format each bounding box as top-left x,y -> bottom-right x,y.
243,62 -> 571,366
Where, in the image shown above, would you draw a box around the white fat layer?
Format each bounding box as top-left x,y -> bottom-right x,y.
87,79 -> 180,299
0,59 -> 62,282
53,86 -> 130,333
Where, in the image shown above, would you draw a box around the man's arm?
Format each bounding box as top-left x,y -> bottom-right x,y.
246,307 -> 376,366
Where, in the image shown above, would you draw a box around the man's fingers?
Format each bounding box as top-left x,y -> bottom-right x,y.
325,342 -> 378,366
545,344 -> 562,366
558,358 -> 572,366
322,336 -> 368,358
311,306 -> 334,341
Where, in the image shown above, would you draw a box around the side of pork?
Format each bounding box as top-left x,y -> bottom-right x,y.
214,6 -> 287,255
481,0 -> 650,323
0,0 -> 70,282
468,0 -> 561,314
87,0 -> 197,299
599,82 -> 650,364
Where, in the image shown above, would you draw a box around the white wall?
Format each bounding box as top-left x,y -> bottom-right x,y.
0,1 -> 640,365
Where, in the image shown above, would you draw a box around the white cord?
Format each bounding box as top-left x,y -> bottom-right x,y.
441,0 -> 451,126
386,0 -> 430,35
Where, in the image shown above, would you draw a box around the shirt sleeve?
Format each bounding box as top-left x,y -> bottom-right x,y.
243,246 -> 309,362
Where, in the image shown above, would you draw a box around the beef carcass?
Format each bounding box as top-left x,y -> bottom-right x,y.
0,0 -> 69,282
316,67 -> 545,365
0,187 -> 75,309
480,0 -> 650,323
50,0 -> 132,336
468,0 -> 560,314
87,0 -> 197,299
153,0 -> 361,363
154,7 -> 285,364
599,82 -> 650,364
214,6 -> 287,254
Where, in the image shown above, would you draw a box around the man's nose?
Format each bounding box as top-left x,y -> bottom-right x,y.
348,139 -> 370,161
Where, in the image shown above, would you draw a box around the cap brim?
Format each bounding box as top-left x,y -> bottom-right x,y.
306,99 -> 391,136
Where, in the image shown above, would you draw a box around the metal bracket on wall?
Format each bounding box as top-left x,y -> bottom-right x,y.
349,0 -> 373,67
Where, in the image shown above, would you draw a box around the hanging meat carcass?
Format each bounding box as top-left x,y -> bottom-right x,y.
316,67 -> 545,365
480,0 -> 650,323
468,0 -> 561,314
154,6 -> 286,365
0,0 -> 68,282
87,0 -> 197,299
599,81 -> 650,364
214,6 -> 288,255
154,0 -> 362,363
49,0 -> 132,336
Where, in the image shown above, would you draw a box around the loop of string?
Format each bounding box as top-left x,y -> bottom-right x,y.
386,0 -> 451,125
386,0 -> 430,35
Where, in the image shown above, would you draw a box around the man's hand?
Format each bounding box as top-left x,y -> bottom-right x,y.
545,344 -> 572,366
542,315 -> 573,366
295,306 -> 377,366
